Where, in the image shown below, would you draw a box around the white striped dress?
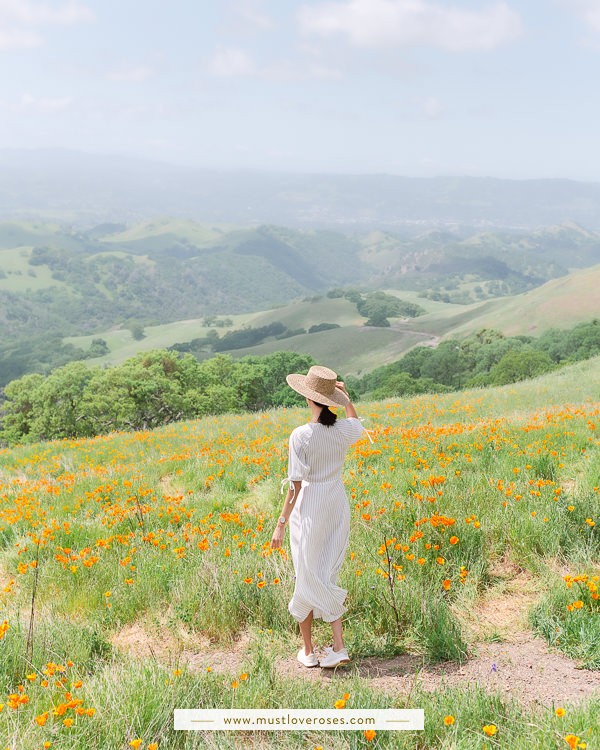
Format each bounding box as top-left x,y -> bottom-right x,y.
285,417 -> 365,623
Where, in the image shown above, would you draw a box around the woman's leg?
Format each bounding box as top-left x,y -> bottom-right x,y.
299,610 -> 314,654
331,616 -> 344,651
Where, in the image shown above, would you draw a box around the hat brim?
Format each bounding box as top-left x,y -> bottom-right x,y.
286,373 -> 350,408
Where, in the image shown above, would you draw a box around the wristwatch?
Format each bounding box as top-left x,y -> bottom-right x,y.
278,516 -> 287,525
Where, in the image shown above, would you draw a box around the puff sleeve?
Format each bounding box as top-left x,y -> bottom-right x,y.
338,417 -> 366,446
287,428 -> 309,482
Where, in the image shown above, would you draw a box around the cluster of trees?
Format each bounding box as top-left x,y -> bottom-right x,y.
202,315 -> 233,327
170,320 -> 341,356
0,351 -> 317,445
308,323 -> 340,333
4,315 -> 600,446
350,320 -> 600,398
212,322 -> 300,351
417,278 -> 535,306
326,288 -> 425,326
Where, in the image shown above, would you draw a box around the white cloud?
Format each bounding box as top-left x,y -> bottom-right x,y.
0,28 -> 42,49
208,46 -> 341,80
566,0 -> 600,33
108,65 -> 155,83
261,58 -> 342,80
297,0 -> 522,52
12,93 -> 74,113
220,0 -> 276,38
419,95 -> 444,118
0,0 -> 95,26
235,0 -> 275,31
0,0 -> 94,50
209,46 -> 258,76
304,62 -> 343,80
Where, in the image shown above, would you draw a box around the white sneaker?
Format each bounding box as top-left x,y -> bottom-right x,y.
319,647 -> 350,668
297,647 -> 319,667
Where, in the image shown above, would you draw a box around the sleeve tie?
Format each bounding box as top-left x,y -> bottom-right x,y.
358,418 -> 375,444
280,477 -> 298,503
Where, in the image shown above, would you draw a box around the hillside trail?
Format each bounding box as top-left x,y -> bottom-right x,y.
387,324 -> 440,351
4,467 -> 599,708
111,542 -> 600,708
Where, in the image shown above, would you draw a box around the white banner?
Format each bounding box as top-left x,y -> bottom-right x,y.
174,708 -> 424,731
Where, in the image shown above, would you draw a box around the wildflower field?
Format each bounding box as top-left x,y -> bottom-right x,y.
1,356 -> 600,750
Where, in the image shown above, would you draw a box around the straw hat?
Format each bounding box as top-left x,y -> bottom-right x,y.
286,365 -> 349,408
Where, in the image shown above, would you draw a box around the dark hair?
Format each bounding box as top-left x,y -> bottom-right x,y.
314,402 -> 337,427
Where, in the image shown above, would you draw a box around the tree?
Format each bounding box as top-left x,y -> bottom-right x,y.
0,372 -> 45,443
1,362 -> 99,443
86,338 -> 110,358
364,308 -> 391,327
420,341 -> 470,388
372,372 -> 434,399
488,349 -> 553,385
235,351 -> 317,411
127,321 -> 145,340
308,323 -> 341,334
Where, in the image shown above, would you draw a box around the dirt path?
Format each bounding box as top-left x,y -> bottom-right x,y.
111,620 -> 600,707
111,593 -> 600,708
276,635 -> 600,707
388,325 -> 440,349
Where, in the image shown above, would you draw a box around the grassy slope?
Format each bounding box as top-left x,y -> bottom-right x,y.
63,311 -> 256,365
5,218 -> 600,378
251,297 -> 362,329
103,218 -> 236,245
1,357 -> 600,749
66,296 -> 433,375
0,221 -> 75,249
224,326 -> 430,376
0,246 -> 70,293
397,299 -> 502,337
63,262 -> 600,373
447,264 -> 600,337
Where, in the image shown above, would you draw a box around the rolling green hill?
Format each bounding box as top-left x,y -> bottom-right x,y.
251,297 -> 362,329
445,264 -> 600,338
56,262 -> 600,378
65,297 -> 433,376
219,326 -> 432,377
3,218 -> 600,387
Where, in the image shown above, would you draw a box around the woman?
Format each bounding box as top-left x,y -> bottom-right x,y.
270,365 -> 365,669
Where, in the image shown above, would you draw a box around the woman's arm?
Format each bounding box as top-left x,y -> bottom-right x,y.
336,381 -> 358,419
270,480 -> 302,549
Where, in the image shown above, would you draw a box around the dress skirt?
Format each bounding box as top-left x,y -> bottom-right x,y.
287,477 -> 351,623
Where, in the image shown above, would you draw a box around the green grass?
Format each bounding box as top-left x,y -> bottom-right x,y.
2,356 -> 600,748
448,264 -> 600,337
64,312 -> 256,366
251,297 -> 362,329
65,296 -> 435,373
0,246 -> 70,293
381,289 -> 473,316
59,261 -> 600,375
0,221 -> 75,250
104,218 -> 237,246
393,298 -> 501,338
223,325 -> 429,376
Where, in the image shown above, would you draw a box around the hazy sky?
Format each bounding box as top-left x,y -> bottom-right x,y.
1,0 -> 599,179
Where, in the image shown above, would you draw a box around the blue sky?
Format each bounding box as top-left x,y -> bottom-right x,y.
1,0 -> 599,179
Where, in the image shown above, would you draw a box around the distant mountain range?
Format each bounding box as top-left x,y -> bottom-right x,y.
2,148 -> 600,230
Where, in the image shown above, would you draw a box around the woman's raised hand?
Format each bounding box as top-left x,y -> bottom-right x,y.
337,380 -> 358,418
